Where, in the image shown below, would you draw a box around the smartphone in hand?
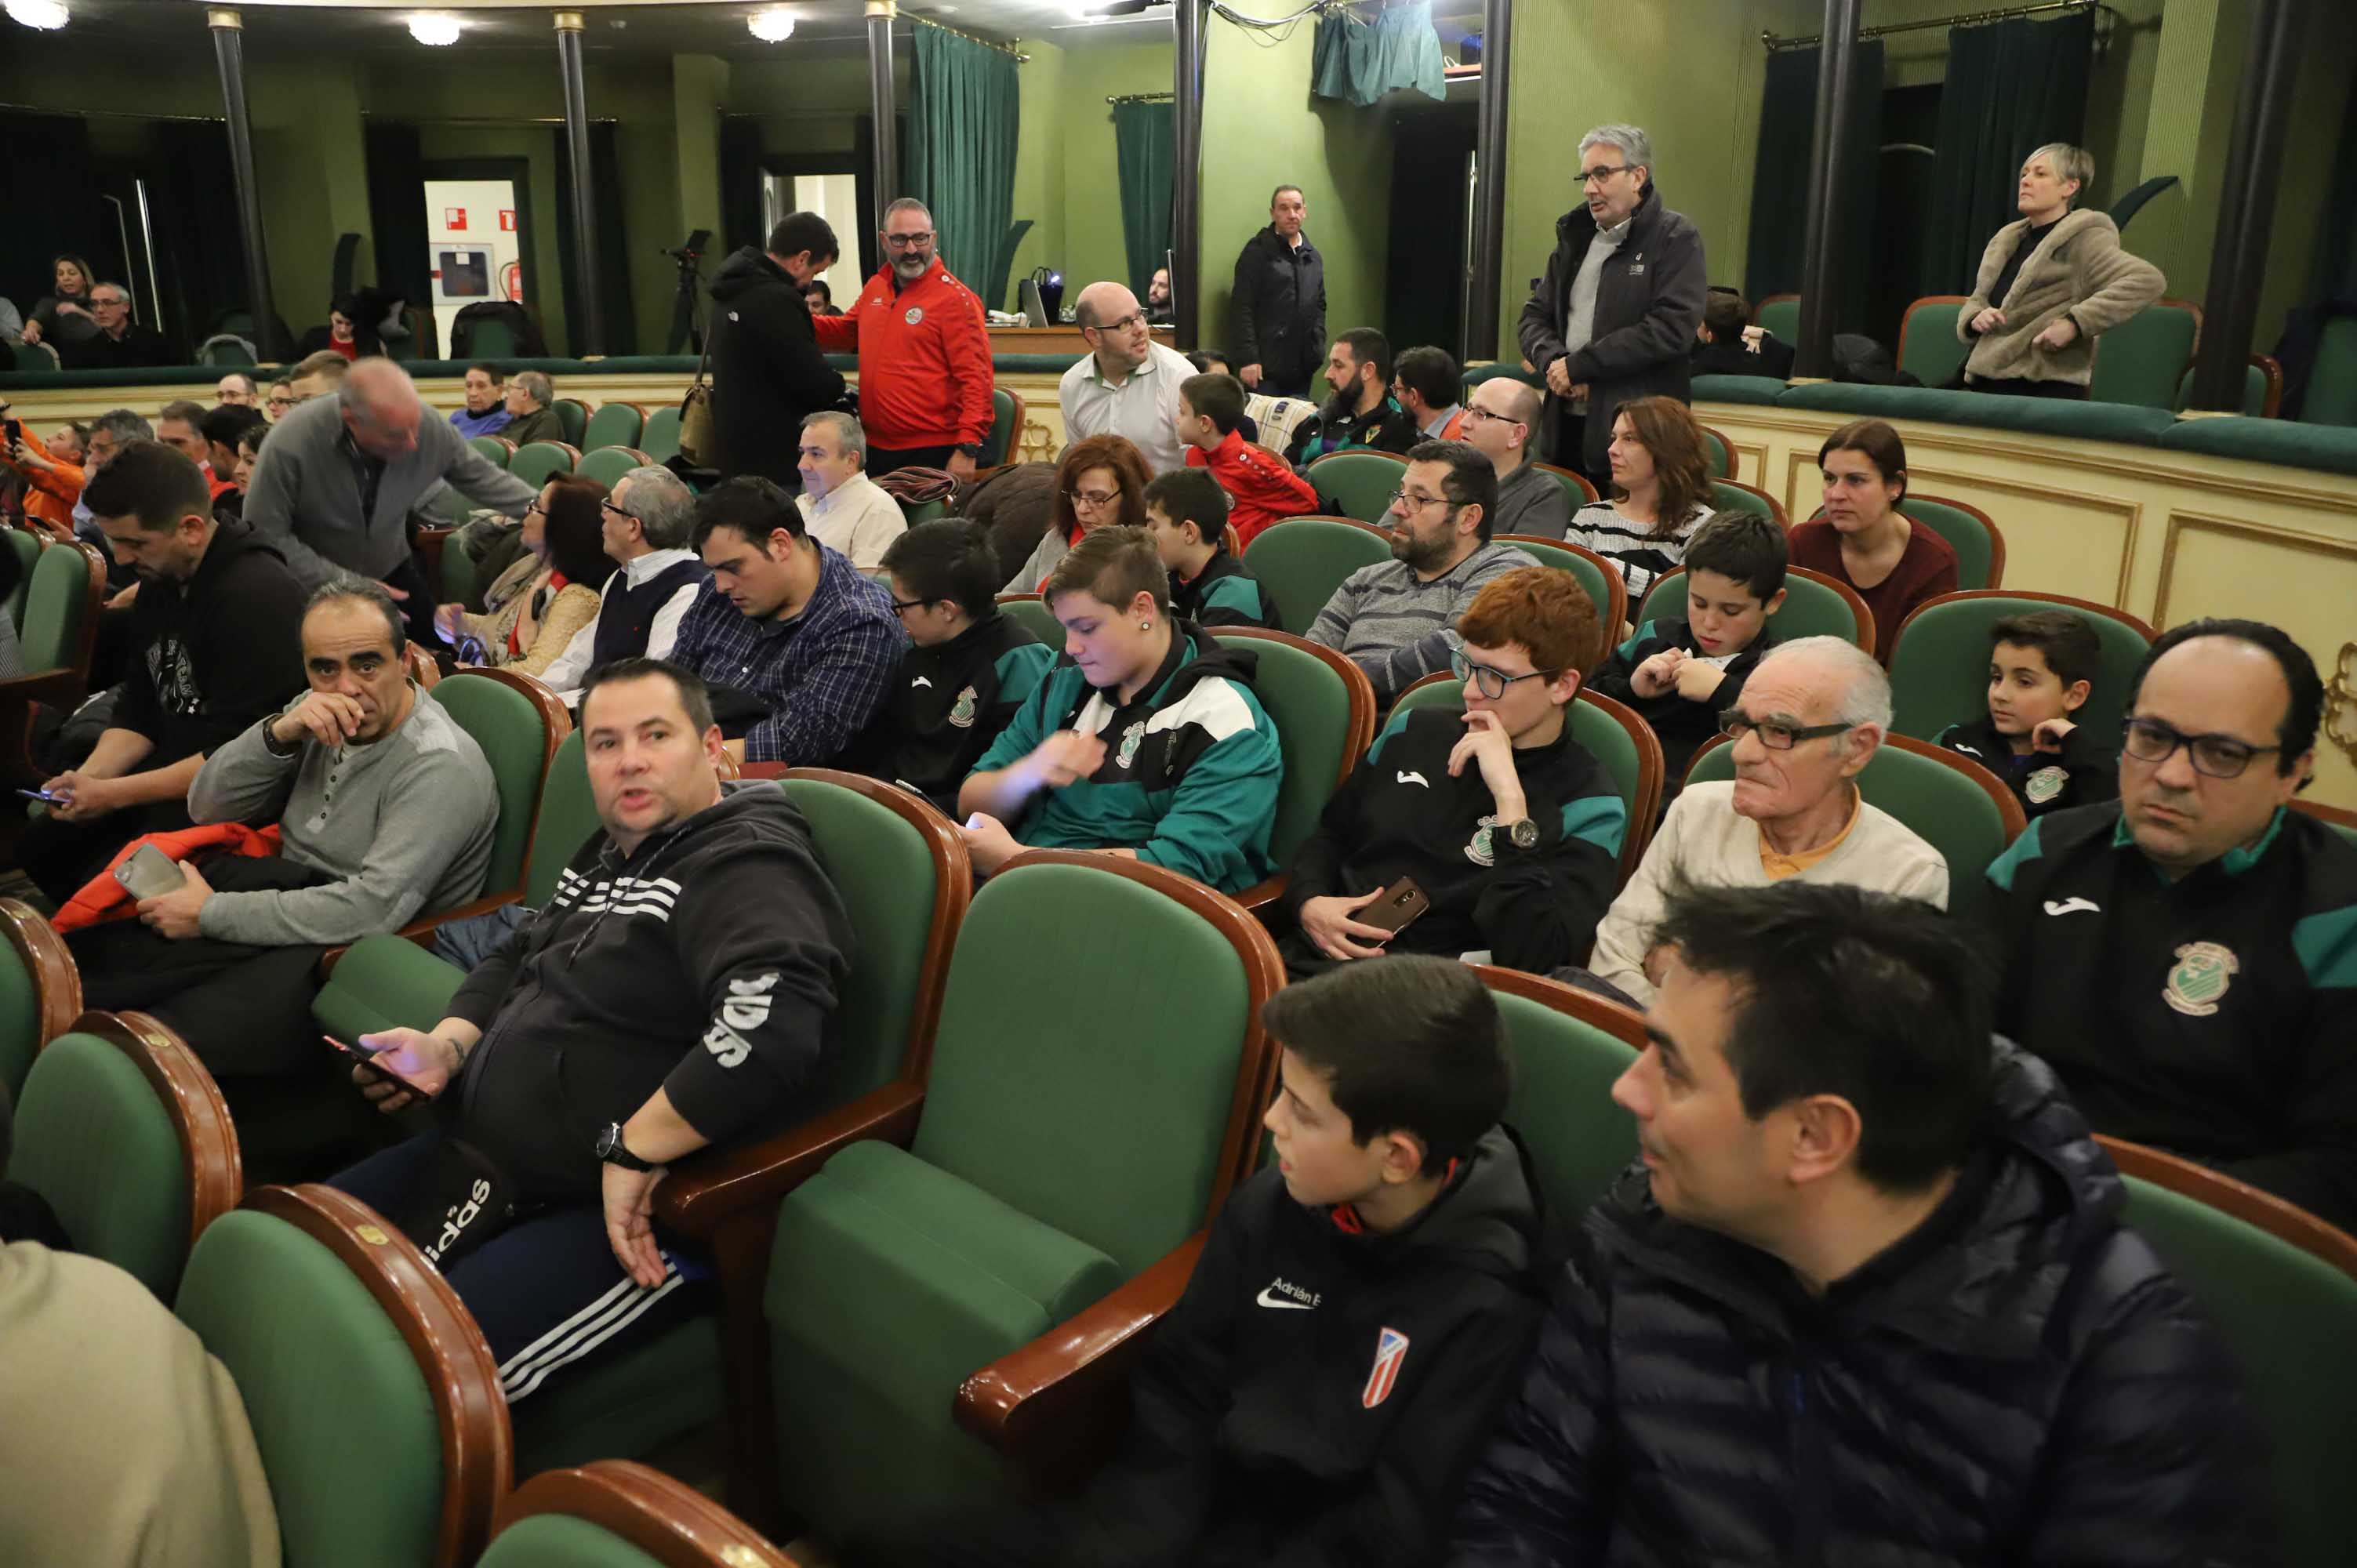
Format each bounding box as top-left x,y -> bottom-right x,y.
1360,875 -> 1433,938
324,1035 -> 435,1098
114,842 -> 184,901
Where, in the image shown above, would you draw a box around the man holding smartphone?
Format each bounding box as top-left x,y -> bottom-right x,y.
19,441 -> 307,905
1281,567 -> 1627,978
330,659 -> 852,1408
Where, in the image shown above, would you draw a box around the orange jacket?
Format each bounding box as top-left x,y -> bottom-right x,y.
812,259 -> 996,451
53,822 -> 283,933
1187,428 -> 1320,550
1,428 -> 81,535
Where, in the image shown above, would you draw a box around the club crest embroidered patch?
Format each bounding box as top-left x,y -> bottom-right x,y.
2023,765 -> 2067,804
904,306 -> 925,325
1464,814 -> 1503,868
946,685 -> 979,729
1362,1326 -> 1411,1409
1117,720 -> 1146,770
2163,942 -> 2239,1017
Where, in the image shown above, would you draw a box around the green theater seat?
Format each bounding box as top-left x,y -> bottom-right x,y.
1640,565 -> 1873,658
481,1459 -> 790,1568
1494,535 -> 1625,662
1208,628 -> 1376,912
1306,449 -> 1410,524
1886,590 -> 2155,745
2087,298 -> 2200,410
1241,516 -> 1393,637
1898,296 -> 1970,390
1475,967 -> 1643,1220
581,402 -> 645,452
0,898 -> 79,1097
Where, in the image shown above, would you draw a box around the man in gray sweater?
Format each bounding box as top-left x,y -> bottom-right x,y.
68,582 -> 499,1176
241,358 -> 539,643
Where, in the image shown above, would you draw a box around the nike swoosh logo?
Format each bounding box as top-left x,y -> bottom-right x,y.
1396,771 -> 1429,788
2043,898 -> 2101,916
1255,1287 -> 1314,1310
910,676 -> 933,688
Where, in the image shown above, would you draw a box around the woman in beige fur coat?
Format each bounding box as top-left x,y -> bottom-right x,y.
1956,142 -> 2164,396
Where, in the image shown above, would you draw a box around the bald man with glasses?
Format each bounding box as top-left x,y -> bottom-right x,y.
1059,281 -> 1192,474
1982,618 -> 2357,1231
1463,377 -> 1571,539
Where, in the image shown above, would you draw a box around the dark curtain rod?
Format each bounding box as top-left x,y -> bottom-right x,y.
1766,0 -> 2113,50
1107,92 -> 1176,103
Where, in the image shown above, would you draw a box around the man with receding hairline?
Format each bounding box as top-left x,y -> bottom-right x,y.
1059,280 -> 1192,474
1463,378 -> 1571,539
242,358 -> 538,641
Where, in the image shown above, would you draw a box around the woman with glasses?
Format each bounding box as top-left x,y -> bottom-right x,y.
1562,394 -> 1715,599
1001,433 -> 1151,595
436,474 -> 614,677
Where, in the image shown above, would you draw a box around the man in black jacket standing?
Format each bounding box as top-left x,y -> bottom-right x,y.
333,657 -> 854,1406
1232,184 -> 1326,398
24,441 -> 306,902
708,212 -> 850,492
1517,125 -> 1706,482
1449,881 -> 2268,1567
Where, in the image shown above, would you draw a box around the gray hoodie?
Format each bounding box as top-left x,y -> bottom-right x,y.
189,683 -> 499,946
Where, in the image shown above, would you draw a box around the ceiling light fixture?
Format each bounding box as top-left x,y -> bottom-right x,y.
748,9 -> 796,42
4,0 -> 70,30
407,12 -> 462,46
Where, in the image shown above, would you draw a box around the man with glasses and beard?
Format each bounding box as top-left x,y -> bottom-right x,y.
1304,441 -> 1535,702
812,198 -> 997,479
1983,619 -> 2357,1231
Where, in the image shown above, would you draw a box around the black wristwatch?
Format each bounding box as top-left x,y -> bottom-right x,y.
1506,817 -> 1541,850
595,1121 -> 658,1172
953,441 -> 982,459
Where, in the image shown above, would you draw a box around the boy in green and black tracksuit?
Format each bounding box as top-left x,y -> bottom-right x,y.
1590,619 -> 1776,800
1935,713 -> 2116,820
856,609 -> 1056,815
969,621 -> 1284,894
1281,706 -> 1625,974
1146,466 -> 1285,630
1984,800 -> 2357,1230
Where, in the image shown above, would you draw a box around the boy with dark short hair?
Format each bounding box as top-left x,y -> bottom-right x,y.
870,956 -> 1545,1568
1590,510 -> 1788,799
1142,469 -> 1284,630
1176,370 -> 1318,551
1936,610 -> 2117,818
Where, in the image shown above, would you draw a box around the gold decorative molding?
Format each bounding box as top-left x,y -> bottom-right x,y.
1731,442 -> 1768,491
1016,418 -> 1057,465
2327,643 -> 2357,769
206,9 -> 242,29
2152,510 -> 2357,632
553,11 -> 585,32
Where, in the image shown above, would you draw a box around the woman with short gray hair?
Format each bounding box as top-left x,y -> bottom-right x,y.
1956,142 -> 2163,398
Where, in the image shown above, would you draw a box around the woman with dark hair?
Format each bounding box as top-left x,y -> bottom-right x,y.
1561,394 -> 1716,601
437,475 -> 612,677
1000,433 -> 1154,594
1786,419 -> 1957,662
19,254 -> 100,351
297,294 -> 381,361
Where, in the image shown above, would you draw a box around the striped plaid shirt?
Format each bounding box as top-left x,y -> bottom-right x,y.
1306,539 -> 1537,699
669,542 -> 905,765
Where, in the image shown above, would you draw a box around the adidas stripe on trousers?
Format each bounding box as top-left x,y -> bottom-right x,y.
330,1131 -> 709,1403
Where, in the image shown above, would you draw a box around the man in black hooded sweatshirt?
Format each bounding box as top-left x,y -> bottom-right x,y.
867,956 -> 1547,1568
708,212 -> 849,491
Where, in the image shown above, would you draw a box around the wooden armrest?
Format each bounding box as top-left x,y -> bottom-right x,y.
315,890 -> 524,979
955,1231 -> 1206,1465
656,1079 -> 926,1236
1232,872 -> 1289,916
738,762 -> 786,780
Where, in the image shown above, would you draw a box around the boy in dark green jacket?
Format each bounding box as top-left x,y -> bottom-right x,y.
1144,469 -> 1284,630
959,527 -> 1283,895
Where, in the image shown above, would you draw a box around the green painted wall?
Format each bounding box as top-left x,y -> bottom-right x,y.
1056,38 -> 1175,303
2130,0 -> 2250,309
1011,37 -> 1071,310
1200,16 -> 1393,361
674,54 -> 730,260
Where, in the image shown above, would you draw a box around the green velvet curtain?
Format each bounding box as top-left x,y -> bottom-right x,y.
1113,100 -> 1175,297
555,122 -> 639,354
908,24 -> 1021,310
1920,12 -> 2096,296
1312,1 -> 1446,107
1741,40 -> 1886,332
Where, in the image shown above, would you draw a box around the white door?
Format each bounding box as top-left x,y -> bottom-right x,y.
423,178 -> 526,354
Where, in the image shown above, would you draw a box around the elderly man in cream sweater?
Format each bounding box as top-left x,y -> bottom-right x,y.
1589,637 -> 1948,1004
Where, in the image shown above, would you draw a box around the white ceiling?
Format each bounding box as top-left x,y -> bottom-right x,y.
23,0 -> 1177,57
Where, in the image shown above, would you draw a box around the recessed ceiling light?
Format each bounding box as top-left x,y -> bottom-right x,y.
749,9 -> 796,42
407,12 -> 462,46
4,0 -> 69,29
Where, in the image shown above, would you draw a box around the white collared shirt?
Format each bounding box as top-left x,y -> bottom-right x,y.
795,471 -> 908,570
538,546 -> 705,699
1058,340 -> 1193,474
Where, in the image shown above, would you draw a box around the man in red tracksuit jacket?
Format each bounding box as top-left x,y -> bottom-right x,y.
812,198 -> 997,478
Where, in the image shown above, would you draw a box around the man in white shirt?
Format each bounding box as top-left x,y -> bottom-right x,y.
1058,281 -> 1192,474
536,465 -> 710,700
794,411 -> 907,570
1585,637 -> 1949,1004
